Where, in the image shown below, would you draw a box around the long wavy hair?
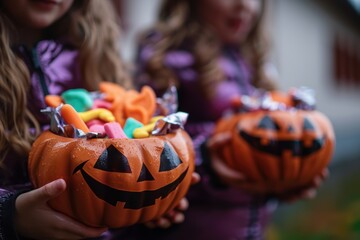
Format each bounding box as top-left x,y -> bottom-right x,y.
0,0 -> 131,172
138,0 -> 276,97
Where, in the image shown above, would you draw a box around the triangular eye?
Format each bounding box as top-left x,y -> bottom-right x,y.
94,145 -> 132,173
159,143 -> 182,172
258,115 -> 280,130
303,117 -> 315,131
137,164 -> 155,182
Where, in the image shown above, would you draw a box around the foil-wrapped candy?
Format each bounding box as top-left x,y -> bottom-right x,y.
290,87 -> 316,110
232,87 -> 316,113
239,91 -> 286,112
152,112 -> 188,136
41,105 -> 106,139
41,105 -> 65,135
155,85 -> 178,116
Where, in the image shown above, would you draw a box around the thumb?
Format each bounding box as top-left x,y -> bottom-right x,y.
207,132 -> 232,149
30,179 -> 66,204
211,156 -> 246,181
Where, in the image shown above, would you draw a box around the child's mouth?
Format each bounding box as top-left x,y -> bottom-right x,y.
227,18 -> 244,31
31,0 -> 60,10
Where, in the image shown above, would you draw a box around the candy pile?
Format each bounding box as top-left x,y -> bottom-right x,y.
41,82 -> 187,139
229,87 -> 316,113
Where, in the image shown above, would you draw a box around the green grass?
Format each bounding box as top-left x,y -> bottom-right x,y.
268,157 -> 360,240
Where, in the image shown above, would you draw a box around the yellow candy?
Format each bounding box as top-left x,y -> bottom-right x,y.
79,108 -> 115,122
132,121 -> 157,139
133,129 -> 149,138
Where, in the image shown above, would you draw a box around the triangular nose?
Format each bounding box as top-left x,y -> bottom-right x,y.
137,164 -> 155,182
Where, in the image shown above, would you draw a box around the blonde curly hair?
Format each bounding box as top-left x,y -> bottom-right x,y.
0,0 -> 131,173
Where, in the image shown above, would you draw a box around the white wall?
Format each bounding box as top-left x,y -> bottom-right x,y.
270,0 -> 360,161
121,0 -> 161,62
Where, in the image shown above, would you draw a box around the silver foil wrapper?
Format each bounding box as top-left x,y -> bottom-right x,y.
156,85 -> 178,116
151,112 -> 188,136
41,105 -> 65,135
290,87 -> 316,110
41,105 -> 106,139
235,87 -> 316,113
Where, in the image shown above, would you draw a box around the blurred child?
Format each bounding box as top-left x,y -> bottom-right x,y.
0,1 -> 131,239
117,0 -> 327,239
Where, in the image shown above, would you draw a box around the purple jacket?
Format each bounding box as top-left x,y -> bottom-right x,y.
0,40 -> 82,240
103,42 -> 276,239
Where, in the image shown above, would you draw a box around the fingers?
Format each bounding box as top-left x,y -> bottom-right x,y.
26,179 -> 66,204
308,168 -> 329,189
176,198 -> 189,211
301,188 -> 317,199
320,168 -> 330,180
145,218 -> 171,229
144,198 -> 189,229
211,155 -> 245,182
145,212 -> 185,229
191,172 -> 201,185
207,132 -> 232,149
164,210 -> 185,224
283,188 -> 317,204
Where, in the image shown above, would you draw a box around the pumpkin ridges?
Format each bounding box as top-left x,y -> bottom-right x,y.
212,102 -> 335,193
134,139 -> 162,224
252,151 -> 279,181
296,112 -> 335,185
282,155 -> 301,181
235,139 -> 265,181
216,116 -> 238,170
215,115 -> 264,181
28,133 -> 91,225
237,112 -> 280,181
29,130 -> 195,228
168,134 -> 195,215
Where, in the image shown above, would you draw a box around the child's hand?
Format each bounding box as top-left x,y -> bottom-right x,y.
208,133 -> 328,201
144,172 -> 200,229
15,179 -> 108,240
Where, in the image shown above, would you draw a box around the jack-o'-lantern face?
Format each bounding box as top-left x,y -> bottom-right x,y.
213,109 -> 335,193
238,112 -> 325,158
28,130 -> 195,228
73,142 -> 188,209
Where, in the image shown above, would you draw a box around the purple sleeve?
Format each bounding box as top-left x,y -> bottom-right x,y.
135,42 -> 254,165
0,189 -> 19,240
0,184 -> 32,240
0,41 -> 82,239
16,40 -> 83,126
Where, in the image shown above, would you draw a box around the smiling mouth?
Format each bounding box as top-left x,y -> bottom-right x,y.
239,130 -> 325,157
73,161 -> 189,209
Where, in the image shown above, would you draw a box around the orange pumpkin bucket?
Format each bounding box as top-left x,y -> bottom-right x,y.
212,89 -> 335,194
28,85 -> 195,228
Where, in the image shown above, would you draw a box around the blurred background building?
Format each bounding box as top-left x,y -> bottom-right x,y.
116,0 -> 360,238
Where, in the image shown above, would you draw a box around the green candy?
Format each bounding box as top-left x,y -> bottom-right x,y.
123,117 -> 144,138
61,88 -> 93,112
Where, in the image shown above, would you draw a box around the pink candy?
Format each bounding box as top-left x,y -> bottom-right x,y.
89,124 -> 106,134
92,99 -> 112,109
104,122 -> 127,139
86,119 -> 106,128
